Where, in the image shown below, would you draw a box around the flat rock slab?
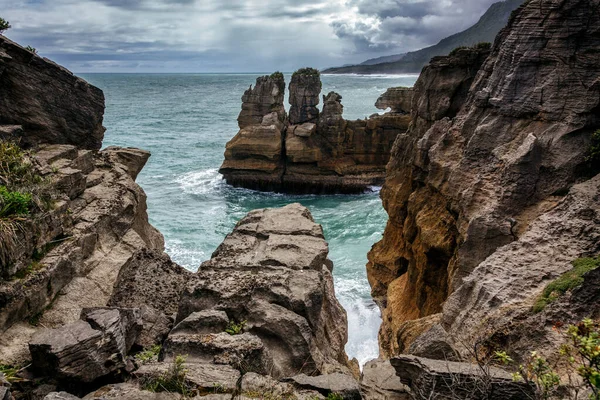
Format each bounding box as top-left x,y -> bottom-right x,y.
135,362 -> 240,393
286,373 -> 361,400
391,355 -> 535,400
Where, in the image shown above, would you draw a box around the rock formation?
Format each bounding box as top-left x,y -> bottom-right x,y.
220,70 -> 411,193
0,37 -> 105,150
237,73 -> 286,129
367,0 -> 600,362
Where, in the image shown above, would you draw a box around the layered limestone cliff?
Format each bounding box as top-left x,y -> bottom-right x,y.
219,69 -> 412,194
367,0 -> 600,360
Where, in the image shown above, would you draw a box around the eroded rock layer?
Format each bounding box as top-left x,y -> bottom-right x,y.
367,0 -> 600,358
219,71 -> 412,193
0,37 -> 105,150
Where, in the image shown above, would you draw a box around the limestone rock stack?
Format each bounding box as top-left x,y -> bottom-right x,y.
220,69 -> 412,193
367,0 -> 600,361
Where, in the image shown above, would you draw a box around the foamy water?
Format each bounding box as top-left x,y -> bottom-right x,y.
83,72 -> 418,366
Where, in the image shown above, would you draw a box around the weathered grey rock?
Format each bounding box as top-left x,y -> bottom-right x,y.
170,310 -> 229,335
408,324 -> 459,361
288,69 -> 321,125
135,362 -> 240,393
237,74 -> 286,129
162,332 -> 271,375
174,204 -> 350,378
291,123 -> 316,137
44,392 -> 81,400
391,355 -> 534,400
0,37 -> 105,149
0,387 -> 11,400
375,87 -> 413,114
286,373 -> 361,400
82,383 -> 180,399
360,359 -> 409,400
29,308 -> 141,382
108,249 -> 191,348
102,147 -> 150,180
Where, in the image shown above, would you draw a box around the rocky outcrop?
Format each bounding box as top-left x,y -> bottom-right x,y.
360,359 -> 409,400
220,70 -> 411,193
391,355 -> 535,399
170,203 -> 351,378
289,68 -> 321,125
367,0 -> 600,358
237,73 -> 286,129
0,144 -> 164,365
29,308 -> 142,382
375,88 -> 413,114
0,37 -> 105,150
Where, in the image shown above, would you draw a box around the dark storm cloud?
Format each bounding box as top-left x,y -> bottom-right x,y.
332,0 -> 506,53
0,0 -> 508,72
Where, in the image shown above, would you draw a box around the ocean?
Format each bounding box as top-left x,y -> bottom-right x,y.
82,72 -> 419,366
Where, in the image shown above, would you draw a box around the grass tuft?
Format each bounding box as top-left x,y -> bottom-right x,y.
533,256 -> 600,312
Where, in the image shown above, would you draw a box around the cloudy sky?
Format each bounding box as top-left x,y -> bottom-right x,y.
1,0 -> 503,72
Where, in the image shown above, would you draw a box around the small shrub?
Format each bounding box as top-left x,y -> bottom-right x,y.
562,318 -> 600,399
135,345 -> 161,364
292,67 -> 320,78
270,71 -> 284,81
141,355 -> 192,396
511,352 -> 561,399
0,186 -> 32,217
475,42 -> 492,51
327,394 -> 344,400
533,256 -> 600,312
449,46 -> 468,56
25,45 -> 37,54
0,18 -> 10,34
225,319 -> 246,335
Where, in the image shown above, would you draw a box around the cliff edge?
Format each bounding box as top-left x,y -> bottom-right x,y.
367,0 -> 600,362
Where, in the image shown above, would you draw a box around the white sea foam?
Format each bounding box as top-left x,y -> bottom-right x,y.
175,168 -> 223,195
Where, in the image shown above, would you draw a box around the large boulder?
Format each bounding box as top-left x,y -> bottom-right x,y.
360,359 -> 409,400
172,204 -> 350,378
29,308 -> 142,382
0,37 -> 105,149
108,249 -> 192,348
391,355 -> 534,400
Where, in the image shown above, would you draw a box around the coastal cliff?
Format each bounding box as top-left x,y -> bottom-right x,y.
219,69 -> 412,194
367,0 -> 600,363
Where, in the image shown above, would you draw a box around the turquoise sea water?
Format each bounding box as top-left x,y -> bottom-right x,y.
82,73 -> 419,365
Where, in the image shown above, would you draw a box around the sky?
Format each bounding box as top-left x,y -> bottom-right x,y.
1,0 -> 505,73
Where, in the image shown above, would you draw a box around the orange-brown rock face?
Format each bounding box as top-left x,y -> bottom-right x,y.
368,0 -> 600,358
220,71 -> 412,194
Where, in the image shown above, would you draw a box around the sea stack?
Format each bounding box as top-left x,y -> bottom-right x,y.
219,69 -> 412,194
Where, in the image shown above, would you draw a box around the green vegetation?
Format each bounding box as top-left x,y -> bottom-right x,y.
135,344 -> 162,364
0,140 -> 54,268
449,46 -> 468,56
563,318 -> 600,399
141,355 -> 193,396
0,18 -> 10,34
449,42 -> 491,57
292,67 -> 320,78
270,71 -> 284,81
25,45 -> 37,54
0,186 -> 32,217
533,256 -> 600,312
494,319 -> 600,400
225,319 -> 246,335
0,364 -> 24,384
326,394 -> 344,400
